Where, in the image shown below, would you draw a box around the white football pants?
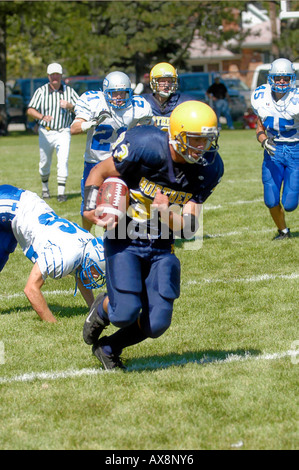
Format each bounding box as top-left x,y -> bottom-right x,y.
38,127 -> 71,185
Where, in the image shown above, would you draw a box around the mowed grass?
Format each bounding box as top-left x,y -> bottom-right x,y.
0,128 -> 298,450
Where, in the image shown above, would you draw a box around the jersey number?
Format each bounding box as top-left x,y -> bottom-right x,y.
38,212 -> 85,234
264,116 -> 296,138
91,125 -> 127,151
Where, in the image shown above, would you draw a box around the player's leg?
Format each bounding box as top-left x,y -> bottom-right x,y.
38,127 -> 54,199
262,156 -> 287,237
281,147 -> 299,213
56,129 -> 71,202
81,162 -> 97,231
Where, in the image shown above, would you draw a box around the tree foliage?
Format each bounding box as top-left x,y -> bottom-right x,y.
3,0 -> 247,80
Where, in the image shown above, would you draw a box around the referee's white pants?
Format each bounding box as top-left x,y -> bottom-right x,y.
38,127 -> 71,185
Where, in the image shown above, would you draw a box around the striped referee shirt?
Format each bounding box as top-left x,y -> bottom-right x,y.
27,83 -> 79,131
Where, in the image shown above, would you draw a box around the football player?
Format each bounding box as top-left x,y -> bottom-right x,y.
251,58 -> 299,240
70,71 -> 153,231
0,185 -> 105,323
82,101 -> 224,370
142,62 -> 194,132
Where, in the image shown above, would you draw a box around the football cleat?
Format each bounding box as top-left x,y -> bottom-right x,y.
92,337 -> 126,370
273,228 -> 291,240
83,293 -> 109,345
57,195 -> 67,203
42,190 -> 50,199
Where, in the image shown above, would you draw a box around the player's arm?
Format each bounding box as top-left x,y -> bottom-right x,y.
83,156 -> 121,226
255,118 -> 266,144
152,190 -> 200,238
71,110 -> 112,135
256,117 -> 276,156
24,262 -> 57,323
76,278 -> 95,308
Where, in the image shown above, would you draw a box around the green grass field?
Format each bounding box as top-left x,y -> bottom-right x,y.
0,128 -> 298,450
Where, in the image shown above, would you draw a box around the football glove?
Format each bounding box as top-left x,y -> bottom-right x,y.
95,109 -> 112,124
81,111 -> 112,132
81,120 -> 99,132
261,138 -> 276,156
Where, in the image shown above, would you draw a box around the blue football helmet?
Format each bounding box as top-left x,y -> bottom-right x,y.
103,71 -> 133,109
80,237 -> 106,289
268,58 -> 296,93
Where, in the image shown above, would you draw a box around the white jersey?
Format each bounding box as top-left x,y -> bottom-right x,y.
251,83 -> 299,142
74,90 -> 153,163
10,190 -> 94,280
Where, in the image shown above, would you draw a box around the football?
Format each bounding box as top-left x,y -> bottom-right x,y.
96,177 -> 129,224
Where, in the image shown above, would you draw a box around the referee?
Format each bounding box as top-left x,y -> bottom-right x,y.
27,63 -> 79,202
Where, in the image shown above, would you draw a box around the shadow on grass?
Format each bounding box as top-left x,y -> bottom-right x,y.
126,348 -> 261,372
0,304 -> 87,318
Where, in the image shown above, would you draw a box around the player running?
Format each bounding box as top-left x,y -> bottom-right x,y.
71,71 -> 153,231
82,101 -> 224,370
251,58 -> 299,240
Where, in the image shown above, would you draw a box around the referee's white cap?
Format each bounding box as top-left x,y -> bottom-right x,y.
47,63 -> 63,75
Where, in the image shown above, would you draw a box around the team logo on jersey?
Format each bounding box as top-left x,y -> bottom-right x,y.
139,177 -> 192,205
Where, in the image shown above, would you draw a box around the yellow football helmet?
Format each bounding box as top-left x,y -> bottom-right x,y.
150,62 -> 178,97
169,101 -> 219,165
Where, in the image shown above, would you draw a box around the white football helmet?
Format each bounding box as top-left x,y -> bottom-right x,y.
103,71 -> 133,109
268,58 -> 296,93
80,237 -> 106,289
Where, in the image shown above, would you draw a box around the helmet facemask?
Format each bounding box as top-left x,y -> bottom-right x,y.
80,238 -> 106,289
105,88 -> 133,109
151,77 -> 178,98
171,129 -> 219,165
103,71 -> 133,109
268,58 -> 296,93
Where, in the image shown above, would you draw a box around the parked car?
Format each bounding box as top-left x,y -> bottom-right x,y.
222,78 -> 251,107
6,77 -> 48,129
65,76 -> 104,96
251,62 -> 299,91
178,72 -> 247,121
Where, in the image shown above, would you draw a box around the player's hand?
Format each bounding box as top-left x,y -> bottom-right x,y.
83,209 -> 99,226
152,189 -> 169,214
262,138 -> 276,156
95,206 -> 118,230
81,120 -> 100,132
95,110 -> 112,125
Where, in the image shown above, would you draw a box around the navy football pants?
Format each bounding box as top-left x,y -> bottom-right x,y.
104,238 -> 181,338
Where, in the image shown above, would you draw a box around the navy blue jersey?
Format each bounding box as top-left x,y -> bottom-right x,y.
142,92 -> 194,131
111,126 -> 223,241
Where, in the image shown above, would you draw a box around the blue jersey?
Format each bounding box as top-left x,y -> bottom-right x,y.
142,92 -> 194,131
111,125 -> 224,241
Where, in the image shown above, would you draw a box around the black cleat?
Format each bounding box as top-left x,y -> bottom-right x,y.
57,195 -> 67,203
273,229 -> 291,240
92,337 -> 126,371
83,293 -> 109,345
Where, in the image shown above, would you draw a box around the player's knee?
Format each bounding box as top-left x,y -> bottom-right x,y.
284,200 -> 298,212
145,308 -> 173,338
109,298 -> 141,328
